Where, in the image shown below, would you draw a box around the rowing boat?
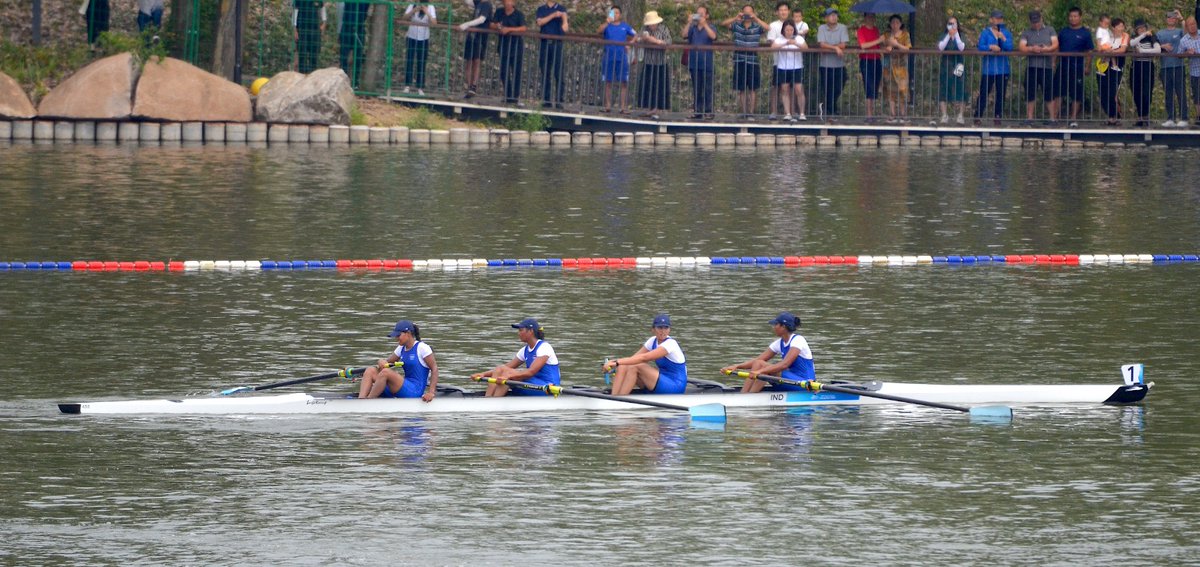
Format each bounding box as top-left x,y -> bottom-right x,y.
57,378 -> 1150,415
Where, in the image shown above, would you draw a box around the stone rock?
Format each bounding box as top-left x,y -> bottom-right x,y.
0,71 -> 35,118
38,53 -> 136,120
132,57 -> 252,122
254,68 -> 355,125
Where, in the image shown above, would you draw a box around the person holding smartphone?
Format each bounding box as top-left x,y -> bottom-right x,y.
599,5 -> 637,113
937,17 -> 967,124
973,9 -> 1012,126
684,6 -> 717,119
723,4 -> 769,118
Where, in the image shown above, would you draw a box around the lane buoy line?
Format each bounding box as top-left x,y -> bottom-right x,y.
0,254 -> 1197,272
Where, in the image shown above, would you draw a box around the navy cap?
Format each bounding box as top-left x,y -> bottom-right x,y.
512,318 -> 540,330
388,320 -> 416,337
823,7 -> 838,15
652,313 -> 672,328
990,9 -> 1004,18
769,311 -> 800,328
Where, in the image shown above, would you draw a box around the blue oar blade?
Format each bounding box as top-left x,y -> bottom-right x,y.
689,403 -> 727,423
968,405 -> 1014,421
220,386 -> 252,396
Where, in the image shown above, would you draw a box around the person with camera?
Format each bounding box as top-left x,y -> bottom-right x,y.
684,6 -> 718,119
1096,17 -> 1130,126
723,4 -> 769,118
402,0 -> 436,94
973,9 -> 1013,126
599,5 -> 637,114
1130,19 -> 1162,127
882,15 -> 911,123
1018,11 -> 1056,124
936,16 -> 967,124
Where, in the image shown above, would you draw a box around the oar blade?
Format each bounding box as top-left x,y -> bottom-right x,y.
968,405 -> 1014,421
220,386 -> 252,396
689,403 -> 727,423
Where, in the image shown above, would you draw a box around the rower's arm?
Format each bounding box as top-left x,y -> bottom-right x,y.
510,355 -> 549,379
422,354 -> 439,402
721,348 -> 775,373
618,346 -> 662,366
757,347 -> 800,376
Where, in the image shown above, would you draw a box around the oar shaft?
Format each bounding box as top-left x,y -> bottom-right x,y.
254,362 -> 401,392
728,370 -> 970,413
476,377 -> 692,411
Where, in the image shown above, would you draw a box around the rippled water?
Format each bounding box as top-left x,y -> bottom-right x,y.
1,144 -> 1199,564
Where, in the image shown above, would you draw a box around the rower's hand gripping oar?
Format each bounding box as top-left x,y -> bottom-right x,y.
724,370 -> 1013,420
472,376 -> 727,423
220,362 -> 402,396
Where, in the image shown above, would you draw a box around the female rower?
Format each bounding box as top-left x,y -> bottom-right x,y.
473,318 -> 561,397
723,311 -> 814,393
359,319 -> 439,401
602,313 -> 687,396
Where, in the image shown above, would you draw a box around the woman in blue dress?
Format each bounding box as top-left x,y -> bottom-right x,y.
603,314 -> 688,395
473,318 -> 562,397
723,311 -> 815,393
359,320 -> 440,401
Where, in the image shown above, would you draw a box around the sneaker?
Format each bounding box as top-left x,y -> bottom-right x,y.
1177,120 -> 1189,128
783,114 -> 793,122
955,114 -> 964,125
798,113 -> 807,121
1161,120 -> 1175,128
402,86 -> 411,93
768,114 -> 779,121
1069,122 -> 1079,129
542,102 -> 554,109
417,89 -> 424,96
940,113 -> 950,123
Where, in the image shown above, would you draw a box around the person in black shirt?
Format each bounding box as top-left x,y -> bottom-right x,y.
491,0 -> 527,104
339,1 -> 370,88
458,0 -> 494,98
294,0 -> 326,74
535,0 -> 569,107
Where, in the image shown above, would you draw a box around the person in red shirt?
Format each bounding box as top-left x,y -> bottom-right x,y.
856,13 -> 886,120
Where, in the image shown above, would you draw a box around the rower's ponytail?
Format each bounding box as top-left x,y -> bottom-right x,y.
412,324 -> 422,341
535,326 -> 545,341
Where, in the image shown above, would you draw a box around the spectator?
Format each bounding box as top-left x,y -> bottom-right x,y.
457,0 -> 494,99
491,0 -> 527,105
1158,10 -> 1188,126
403,1 -> 436,94
684,6 -> 717,119
1096,14 -> 1113,54
598,6 -> 635,114
723,5 -> 768,118
635,11 -> 672,119
339,1 -> 370,89
790,10 -> 811,117
137,0 -> 164,36
79,0 -> 110,46
882,15 -> 911,123
816,7 -> 849,122
766,1 -> 792,120
773,20 -> 806,121
856,13 -> 885,120
1130,19 -> 1161,127
535,0 -> 569,108
936,16 -> 967,124
973,9 -> 1013,126
1180,16 -> 1200,126
1018,10 -> 1056,124
294,0 -> 326,74
1051,6 -> 1094,128
1097,18 -> 1129,125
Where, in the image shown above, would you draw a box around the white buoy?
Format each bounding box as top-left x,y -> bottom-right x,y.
1137,254 -> 1153,263
887,255 -> 904,265
916,255 -> 933,264
412,260 -> 429,269
199,260 -> 216,270
695,256 -> 712,265
901,255 -> 918,264
427,259 -> 444,267
651,257 -> 667,266
635,257 -> 653,266
472,258 -> 488,266
245,260 -> 262,270
214,260 -> 231,270
1078,254 -> 1095,264
183,260 -> 200,270
858,255 -> 875,264
229,260 -> 246,270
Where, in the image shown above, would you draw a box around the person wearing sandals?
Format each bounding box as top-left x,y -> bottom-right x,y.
598,5 -> 637,114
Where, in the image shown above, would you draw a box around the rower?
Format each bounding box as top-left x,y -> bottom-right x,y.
722,311 -> 814,393
473,318 -> 561,397
359,319 -> 439,402
603,313 -> 688,396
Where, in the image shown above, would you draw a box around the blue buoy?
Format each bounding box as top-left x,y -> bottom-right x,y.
973,255 -> 992,263
533,259 -> 548,266
502,259 -> 518,266
548,258 -> 563,266
947,255 -> 963,263
992,255 -> 1007,262
261,261 -> 278,269
742,256 -> 758,264
1183,255 -> 1198,262
1152,255 -> 1169,262
754,256 -> 771,264
486,259 -> 502,266
710,257 -> 727,265
932,256 -> 948,263
0,262 -> 10,270
10,262 -> 27,270
56,262 -> 73,270
769,257 -> 785,264
1169,255 -> 1183,262
962,256 -> 977,264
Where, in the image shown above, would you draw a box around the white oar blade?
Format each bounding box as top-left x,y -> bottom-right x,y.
220,386 -> 252,396
689,403 -> 727,423
968,405 -> 1014,421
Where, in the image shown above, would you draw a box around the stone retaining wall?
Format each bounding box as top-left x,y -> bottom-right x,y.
0,119 -> 1148,150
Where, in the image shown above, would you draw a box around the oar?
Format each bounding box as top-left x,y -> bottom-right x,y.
220,362 -> 402,396
724,370 -> 1013,420
473,377 -> 727,423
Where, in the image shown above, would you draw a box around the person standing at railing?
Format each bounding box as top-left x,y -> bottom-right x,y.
599,6 -> 636,114
882,15 -> 911,123
1018,11 -> 1057,124
936,17 -> 967,124
79,0 -> 110,46
723,5 -> 769,118
294,1 -> 327,74
766,2 -> 793,120
1130,19 -> 1162,127
491,0 -> 527,105
973,10 -> 1013,126
1157,10 -> 1188,127
791,10 -> 811,117
684,6 -> 717,119
535,0 -> 569,108
856,13 -> 885,121
1180,16 -> 1200,126
402,1 -> 436,94
457,0 -> 494,99
817,8 -> 849,123
1050,7 -> 1094,128
137,0 -> 164,40
1096,17 -> 1129,126
773,20 -> 806,121
635,11 -> 672,119
339,1 -> 370,89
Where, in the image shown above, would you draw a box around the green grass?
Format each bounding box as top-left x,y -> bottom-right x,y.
403,106 -> 447,130
504,111 -> 552,132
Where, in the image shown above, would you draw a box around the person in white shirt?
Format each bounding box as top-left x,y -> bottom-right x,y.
403,1 -> 437,94
603,314 -> 688,396
773,20 -> 806,121
766,1 -> 791,120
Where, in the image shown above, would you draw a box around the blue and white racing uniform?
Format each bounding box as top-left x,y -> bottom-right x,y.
644,336 -> 688,394
766,333 -> 814,391
510,340 -> 561,396
382,340 -> 434,398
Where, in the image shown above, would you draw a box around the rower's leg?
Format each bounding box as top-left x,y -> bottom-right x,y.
359,367 -> 379,398
486,366 -> 513,397
610,364 -> 636,395
740,360 -> 770,393
632,364 -> 661,392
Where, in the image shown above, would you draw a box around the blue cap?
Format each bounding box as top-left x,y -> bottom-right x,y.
388,320 -> 416,337
652,313 -> 672,328
769,311 -> 800,329
512,318 -> 540,330
990,9 -> 1004,18
823,7 -> 838,15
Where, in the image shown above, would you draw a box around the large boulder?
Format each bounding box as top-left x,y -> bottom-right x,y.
37,53 -> 136,119
255,68 -> 355,125
0,71 -> 36,119
132,57 -> 252,122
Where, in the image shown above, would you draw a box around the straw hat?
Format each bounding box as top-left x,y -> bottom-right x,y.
643,11 -> 663,26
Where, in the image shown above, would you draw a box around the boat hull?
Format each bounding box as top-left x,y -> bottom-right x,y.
58,382 -> 1149,415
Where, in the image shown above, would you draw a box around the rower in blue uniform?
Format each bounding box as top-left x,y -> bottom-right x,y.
603,313 -> 688,395
722,311 -> 814,393
473,318 -> 561,397
360,319 -> 440,401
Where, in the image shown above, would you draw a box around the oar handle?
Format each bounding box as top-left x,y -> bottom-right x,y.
725,369 -> 970,413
